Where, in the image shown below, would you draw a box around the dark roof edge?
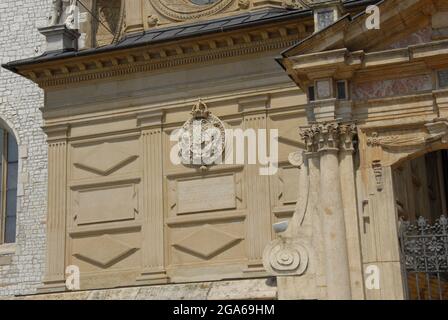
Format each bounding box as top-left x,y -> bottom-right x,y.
3,8 -> 313,72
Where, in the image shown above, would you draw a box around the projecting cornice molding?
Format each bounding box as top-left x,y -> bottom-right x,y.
285,39 -> 448,89
11,22 -> 309,88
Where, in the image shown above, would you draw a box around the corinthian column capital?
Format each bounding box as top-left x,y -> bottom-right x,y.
339,123 -> 357,153
300,122 -> 357,153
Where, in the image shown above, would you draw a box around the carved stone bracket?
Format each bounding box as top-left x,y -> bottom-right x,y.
372,160 -> 383,191
364,118 -> 448,192
366,118 -> 448,151
425,118 -> 448,144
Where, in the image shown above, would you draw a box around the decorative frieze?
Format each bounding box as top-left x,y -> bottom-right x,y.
150,0 -> 235,22
352,75 -> 433,100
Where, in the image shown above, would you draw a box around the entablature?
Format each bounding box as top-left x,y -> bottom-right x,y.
4,10 -> 315,89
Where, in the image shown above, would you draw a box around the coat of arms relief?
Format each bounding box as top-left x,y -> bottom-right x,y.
178,100 -> 226,169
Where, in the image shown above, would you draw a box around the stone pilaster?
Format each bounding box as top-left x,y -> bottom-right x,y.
38,125 -> 69,293
124,0 -> 144,34
243,113 -> 272,273
239,96 -> 272,274
307,151 -> 327,298
339,124 -> 365,299
136,111 -> 168,284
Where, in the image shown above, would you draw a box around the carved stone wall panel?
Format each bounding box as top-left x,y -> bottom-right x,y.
168,221 -> 246,265
70,230 -> 142,289
167,170 -> 244,216
72,183 -> 139,225
177,175 -> 236,214
71,138 -> 140,180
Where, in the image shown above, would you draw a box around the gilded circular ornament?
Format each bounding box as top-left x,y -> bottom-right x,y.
150,0 -> 235,21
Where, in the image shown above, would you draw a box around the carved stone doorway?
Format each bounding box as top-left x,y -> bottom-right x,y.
393,150 -> 448,300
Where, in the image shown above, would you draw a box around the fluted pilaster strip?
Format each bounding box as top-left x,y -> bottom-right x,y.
243,114 -> 272,272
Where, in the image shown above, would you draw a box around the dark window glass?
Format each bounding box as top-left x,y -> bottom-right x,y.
337,81 -> 347,100
7,134 -> 18,162
438,70 -> 448,88
7,163 -> 18,189
1,129 -> 18,244
4,215 -> 16,244
0,130 -> 3,211
317,10 -> 335,31
308,86 -> 315,102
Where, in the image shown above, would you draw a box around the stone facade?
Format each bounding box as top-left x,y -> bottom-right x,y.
0,0 -> 51,296
2,0 -> 448,300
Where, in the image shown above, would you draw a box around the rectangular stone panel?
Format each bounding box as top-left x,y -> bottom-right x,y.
177,175 -> 236,214
73,183 -> 138,225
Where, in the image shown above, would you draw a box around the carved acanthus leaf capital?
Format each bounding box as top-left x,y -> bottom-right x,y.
300,122 -> 357,153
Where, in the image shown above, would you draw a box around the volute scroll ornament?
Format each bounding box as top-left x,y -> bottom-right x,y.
263,150 -> 310,276
263,239 -> 309,275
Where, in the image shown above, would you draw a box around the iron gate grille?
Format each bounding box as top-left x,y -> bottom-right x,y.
399,215 -> 448,300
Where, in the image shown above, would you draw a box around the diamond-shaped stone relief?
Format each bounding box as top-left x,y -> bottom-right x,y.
74,143 -> 138,176
173,224 -> 242,260
73,235 -> 137,268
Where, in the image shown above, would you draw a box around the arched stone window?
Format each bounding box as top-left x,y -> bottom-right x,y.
0,127 -> 18,244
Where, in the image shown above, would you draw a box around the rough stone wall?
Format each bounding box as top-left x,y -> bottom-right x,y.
0,0 -> 51,296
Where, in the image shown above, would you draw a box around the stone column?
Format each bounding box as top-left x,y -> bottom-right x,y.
308,151 -> 327,298
39,125 -> 69,293
302,122 -> 352,299
339,125 -> 365,299
136,111 -> 169,284
124,0 -> 144,34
